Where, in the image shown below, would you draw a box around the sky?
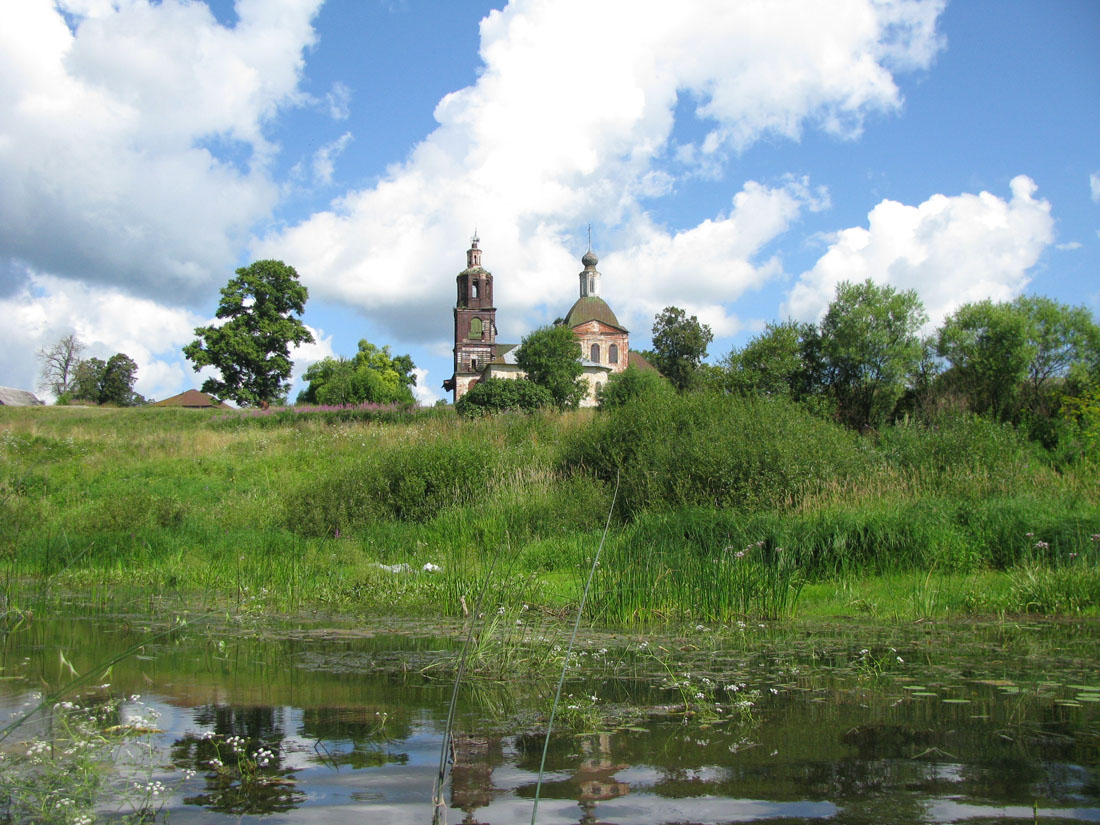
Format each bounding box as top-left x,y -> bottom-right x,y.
2,0 -> 1098,405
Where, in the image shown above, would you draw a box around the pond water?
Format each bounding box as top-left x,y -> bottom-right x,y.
1,613 -> 1098,824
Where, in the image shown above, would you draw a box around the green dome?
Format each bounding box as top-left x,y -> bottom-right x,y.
564,296 -> 626,331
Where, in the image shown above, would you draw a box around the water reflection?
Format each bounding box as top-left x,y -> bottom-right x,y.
0,615 -> 1098,824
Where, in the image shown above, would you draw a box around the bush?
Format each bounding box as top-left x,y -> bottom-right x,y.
874,412 -> 1046,495
456,377 -> 552,417
596,366 -> 672,410
563,391 -> 868,516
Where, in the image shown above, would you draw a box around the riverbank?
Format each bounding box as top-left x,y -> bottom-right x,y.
2,401 -> 1097,623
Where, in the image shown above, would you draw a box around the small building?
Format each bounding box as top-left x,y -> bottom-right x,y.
443,237 -> 653,406
153,389 -> 230,409
0,387 -> 44,406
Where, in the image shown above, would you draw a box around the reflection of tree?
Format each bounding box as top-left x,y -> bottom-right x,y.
301,707 -> 409,770
171,705 -> 304,816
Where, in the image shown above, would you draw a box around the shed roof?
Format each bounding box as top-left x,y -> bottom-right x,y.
0,387 -> 44,406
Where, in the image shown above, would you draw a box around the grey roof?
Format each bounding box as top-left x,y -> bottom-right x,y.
0,387 -> 44,406
489,343 -> 519,365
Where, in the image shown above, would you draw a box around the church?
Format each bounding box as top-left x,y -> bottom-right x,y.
442,235 -> 652,406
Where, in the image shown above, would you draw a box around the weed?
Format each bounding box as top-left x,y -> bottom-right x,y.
0,694 -> 175,825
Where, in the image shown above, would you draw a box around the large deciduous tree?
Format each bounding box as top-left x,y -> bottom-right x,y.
651,306 -> 714,391
184,260 -> 314,407
819,279 -> 927,430
1013,296 -> 1100,413
937,299 -> 1035,420
70,353 -> 144,405
298,339 -> 418,406
36,333 -> 84,398
938,296 -> 1100,424
722,320 -> 817,400
515,324 -> 586,409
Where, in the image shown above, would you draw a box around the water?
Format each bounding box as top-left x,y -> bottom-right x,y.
1,613 -> 1098,824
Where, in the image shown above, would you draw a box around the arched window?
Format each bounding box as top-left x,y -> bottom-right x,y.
470,317 -> 483,339
471,358 -> 478,371
609,344 -> 618,364
595,382 -> 603,398
590,343 -> 600,362
471,280 -> 480,299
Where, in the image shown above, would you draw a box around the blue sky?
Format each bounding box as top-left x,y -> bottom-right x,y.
2,0 -> 1097,404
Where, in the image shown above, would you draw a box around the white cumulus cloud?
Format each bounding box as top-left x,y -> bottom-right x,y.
0,0 -> 322,303
0,270 -> 205,401
783,175 -> 1055,328
257,0 -> 946,346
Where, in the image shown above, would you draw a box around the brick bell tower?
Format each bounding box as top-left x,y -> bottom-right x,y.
443,233 -> 497,403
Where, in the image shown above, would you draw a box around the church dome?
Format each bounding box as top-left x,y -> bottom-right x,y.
581,249 -> 599,268
564,296 -> 626,331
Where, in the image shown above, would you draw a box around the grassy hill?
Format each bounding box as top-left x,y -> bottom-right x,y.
2,396 -> 1097,622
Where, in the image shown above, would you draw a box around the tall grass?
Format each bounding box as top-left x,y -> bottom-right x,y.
1,395 -> 1097,622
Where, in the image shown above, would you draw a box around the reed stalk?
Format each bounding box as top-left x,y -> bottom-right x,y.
431,539 -> 507,825
530,470 -> 619,825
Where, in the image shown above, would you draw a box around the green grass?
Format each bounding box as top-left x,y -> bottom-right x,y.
1,395 -> 1097,624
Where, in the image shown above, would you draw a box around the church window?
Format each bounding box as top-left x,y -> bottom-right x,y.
590,343 -> 600,362
609,344 -> 618,364
471,358 -> 478,371
470,317 -> 483,339
471,280 -> 480,299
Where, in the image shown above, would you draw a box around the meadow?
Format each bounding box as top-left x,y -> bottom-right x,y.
1,394 -> 1098,624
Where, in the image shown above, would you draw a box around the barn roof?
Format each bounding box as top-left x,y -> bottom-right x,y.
154,389 -> 230,408
0,387 -> 44,406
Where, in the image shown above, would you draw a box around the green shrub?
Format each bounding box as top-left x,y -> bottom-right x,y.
563,392 -> 868,515
874,412 -> 1043,490
456,377 -> 553,417
596,366 -> 672,410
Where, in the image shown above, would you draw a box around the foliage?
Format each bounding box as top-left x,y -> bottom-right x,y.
183,260 -> 314,407
596,365 -> 672,410
1,401 -> 1097,622
651,306 -> 714,391
722,320 -> 817,399
515,324 -> 586,409
69,353 -> 145,406
0,693 -> 171,825
1060,380 -> 1100,463
298,339 -> 417,406
937,300 -> 1034,420
36,333 -> 84,398
1013,295 -> 1100,413
456,377 -> 552,417
819,279 -> 927,429
212,401 -> 445,428
563,391 -> 868,516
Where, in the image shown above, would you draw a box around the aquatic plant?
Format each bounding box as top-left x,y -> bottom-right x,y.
0,693 -> 175,825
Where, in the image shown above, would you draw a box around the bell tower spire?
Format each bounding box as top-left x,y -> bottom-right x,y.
443,234 -> 497,403
467,230 -> 481,268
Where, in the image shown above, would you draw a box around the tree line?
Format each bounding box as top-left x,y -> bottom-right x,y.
37,333 -> 145,406
35,256 -> 1098,451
